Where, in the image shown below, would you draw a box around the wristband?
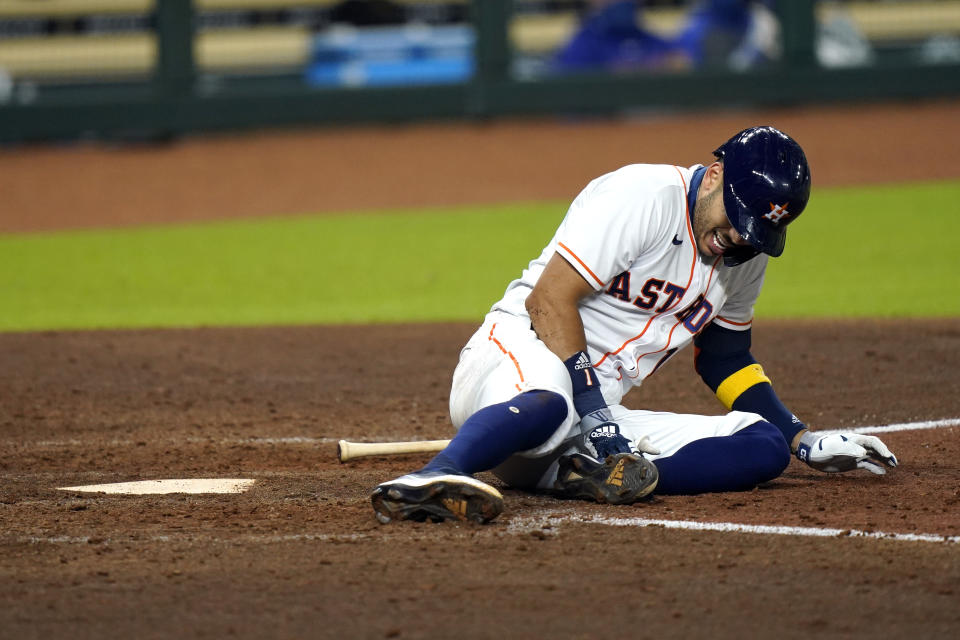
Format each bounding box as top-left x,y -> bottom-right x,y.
563,351 -> 607,418
795,431 -> 818,463
730,384 -> 807,444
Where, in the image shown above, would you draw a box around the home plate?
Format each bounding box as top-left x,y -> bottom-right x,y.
57,479 -> 256,495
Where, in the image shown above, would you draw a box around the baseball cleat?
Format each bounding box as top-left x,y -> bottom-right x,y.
370,471 -> 504,524
554,452 -> 658,504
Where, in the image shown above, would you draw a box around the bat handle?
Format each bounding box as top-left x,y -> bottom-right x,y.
337,439 -> 450,463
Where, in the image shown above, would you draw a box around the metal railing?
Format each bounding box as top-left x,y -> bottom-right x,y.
0,0 -> 958,143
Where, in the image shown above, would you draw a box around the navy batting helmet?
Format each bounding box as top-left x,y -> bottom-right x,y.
713,126 -> 811,266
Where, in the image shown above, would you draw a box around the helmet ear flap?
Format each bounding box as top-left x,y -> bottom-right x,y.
714,126 -> 811,259
722,245 -> 761,267
708,156 -> 755,266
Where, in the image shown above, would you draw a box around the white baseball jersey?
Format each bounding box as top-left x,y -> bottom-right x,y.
490,163 -> 768,406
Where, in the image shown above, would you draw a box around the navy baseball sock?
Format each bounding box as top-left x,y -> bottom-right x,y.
421,390 -> 568,476
652,421 -> 790,495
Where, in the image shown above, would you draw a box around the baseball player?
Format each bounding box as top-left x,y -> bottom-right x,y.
371,126 -> 898,524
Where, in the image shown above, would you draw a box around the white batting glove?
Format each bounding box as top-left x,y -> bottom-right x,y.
796,431 -> 898,475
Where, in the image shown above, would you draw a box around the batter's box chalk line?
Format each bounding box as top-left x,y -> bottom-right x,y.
31,417 -> 959,502
14,418 -> 959,451
819,417 -> 960,436
507,510 -> 960,545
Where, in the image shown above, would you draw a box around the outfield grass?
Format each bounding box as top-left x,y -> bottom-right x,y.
758,180 -> 960,317
1,181 -> 957,331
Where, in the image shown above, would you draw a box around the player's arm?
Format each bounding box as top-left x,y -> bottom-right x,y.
525,252 -> 595,360
526,253 -> 658,458
693,322 -> 804,442
694,322 -> 897,474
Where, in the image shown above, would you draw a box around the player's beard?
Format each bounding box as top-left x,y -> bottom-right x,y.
691,184 -> 721,257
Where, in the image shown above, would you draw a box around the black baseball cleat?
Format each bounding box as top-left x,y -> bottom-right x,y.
554,452 -> 658,504
371,471 -> 504,524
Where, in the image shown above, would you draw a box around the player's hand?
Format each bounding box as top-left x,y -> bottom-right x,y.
580,410 -> 660,459
796,431 -> 898,475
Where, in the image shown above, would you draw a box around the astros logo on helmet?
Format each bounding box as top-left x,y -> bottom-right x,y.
764,202 -> 791,224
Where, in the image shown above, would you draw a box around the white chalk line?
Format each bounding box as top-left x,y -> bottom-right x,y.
8,436 -> 342,448
14,506 -> 959,547
6,417 -> 959,546
507,511 -> 960,545
6,417 -> 958,450
16,532 -> 373,546
818,417 -> 960,436
13,528 -> 476,546
0,470 -> 304,482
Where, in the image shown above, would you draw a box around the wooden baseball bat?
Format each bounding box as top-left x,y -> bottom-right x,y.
337,438 -> 450,463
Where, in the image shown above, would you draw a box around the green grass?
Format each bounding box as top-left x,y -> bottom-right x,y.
1,181 -> 957,331
0,204 -> 563,331
756,180 -> 960,317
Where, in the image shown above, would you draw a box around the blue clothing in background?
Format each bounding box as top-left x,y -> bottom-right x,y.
553,1 -> 680,72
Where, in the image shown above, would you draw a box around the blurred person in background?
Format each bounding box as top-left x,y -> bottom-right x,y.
552,0 -> 780,73
552,0 -> 687,72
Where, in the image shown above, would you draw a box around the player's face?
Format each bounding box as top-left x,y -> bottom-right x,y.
693,165 -> 752,259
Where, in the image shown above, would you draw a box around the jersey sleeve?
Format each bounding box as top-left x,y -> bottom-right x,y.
553,166 -> 674,290
714,254 -> 768,330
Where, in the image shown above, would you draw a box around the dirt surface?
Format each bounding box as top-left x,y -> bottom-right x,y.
3,98 -> 960,233
2,100 -> 960,639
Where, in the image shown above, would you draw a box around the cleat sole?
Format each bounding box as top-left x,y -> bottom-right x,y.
371,475 -> 504,524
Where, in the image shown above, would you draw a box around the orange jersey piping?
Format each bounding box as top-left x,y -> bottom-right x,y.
627,256 -> 722,381
594,167 -> 699,370
557,242 -> 605,288
715,314 -> 754,327
487,323 -> 525,393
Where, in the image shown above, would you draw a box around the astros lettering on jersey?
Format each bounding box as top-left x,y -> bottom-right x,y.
491,164 -> 767,405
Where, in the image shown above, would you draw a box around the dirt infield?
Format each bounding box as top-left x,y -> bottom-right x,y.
3,98 -> 960,233
2,100 -> 960,638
